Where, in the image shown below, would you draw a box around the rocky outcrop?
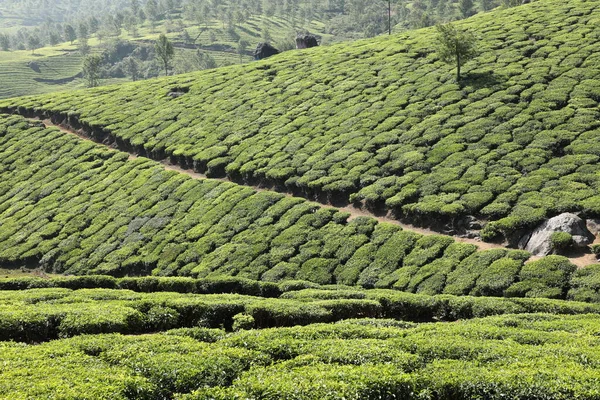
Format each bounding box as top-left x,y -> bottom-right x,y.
254,43 -> 280,60
519,213 -> 595,256
296,34 -> 319,49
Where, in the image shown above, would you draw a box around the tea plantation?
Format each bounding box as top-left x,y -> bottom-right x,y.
2,0 -> 599,242
3,0 -> 600,398
5,112 -> 600,300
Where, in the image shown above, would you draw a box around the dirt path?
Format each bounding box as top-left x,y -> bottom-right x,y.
37,118 -> 598,267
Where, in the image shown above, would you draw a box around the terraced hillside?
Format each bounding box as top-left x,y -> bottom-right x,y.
4,111 -> 600,300
2,0 -> 599,245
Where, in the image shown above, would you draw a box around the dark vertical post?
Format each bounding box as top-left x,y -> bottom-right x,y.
388,0 -> 392,35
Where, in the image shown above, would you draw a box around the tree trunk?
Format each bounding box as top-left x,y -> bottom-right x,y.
388,1 -> 391,35
456,52 -> 461,81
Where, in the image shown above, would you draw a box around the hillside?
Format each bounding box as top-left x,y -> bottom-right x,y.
3,2 -> 600,398
2,0 -> 598,246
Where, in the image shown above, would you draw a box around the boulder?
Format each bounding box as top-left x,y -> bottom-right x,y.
296,34 -> 319,49
254,42 -> 280,60
520,213 -> 595,256
27,61 -> 40,73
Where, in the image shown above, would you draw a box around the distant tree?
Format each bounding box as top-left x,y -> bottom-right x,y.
64,24 -> 77,44
155,34 -> 174,76
78,37 -> 91,55
435,23 -> 478,81
130,0 -> 141,17
459,0 -> 475,18
237,39 -> 249,63
182,29 -> 194,44
27,35 -> 41,54
479,0 -> 493,11
262,27 -> 272,42
49,32 -> 61,46
78,23 -> 89,41
89,17 -> 100,34
208,30 -> 217,43
82,54 -> 102,87
124,56 -> 140,81
387,0 -> 392,35
0,34 -> 10,51
146,0 -> 160,30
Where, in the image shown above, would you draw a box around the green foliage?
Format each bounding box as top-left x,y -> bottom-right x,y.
435,23 -> 478,80
506,256 -> 577,299
155,33 -> 174,76
1,0 -> 596,242
232,313 -> 255,331
550,232 -> 573,253
82,54 -> 102,88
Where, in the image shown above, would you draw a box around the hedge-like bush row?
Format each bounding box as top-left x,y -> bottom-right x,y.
0,275 -> 281,297
5,313 -> 600,399
2,0 -> 599,241
3,287 -> 600,342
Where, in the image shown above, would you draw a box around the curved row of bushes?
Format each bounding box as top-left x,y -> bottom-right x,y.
3,286 -> 600,343
4,313 -> 600,399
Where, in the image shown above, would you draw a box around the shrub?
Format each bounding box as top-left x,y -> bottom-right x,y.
550,232 -> 573,253
232,313 -> 255,331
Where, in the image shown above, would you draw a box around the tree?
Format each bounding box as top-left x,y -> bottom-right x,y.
237,39 -> 249,63
155,34 -> 174,76
27,35 -> 41,54
388,0 -> 392,35
82,54 -> 102,87
0,34 -> 10,51
78,37 -> 91,55
435,23 -> 478,81
124,56 -> 140,81
459,0 -> 475,18
78,23 -> 89,41
49,32 -> 61,46
479,0 -> 493,11
65,24 -> 77,44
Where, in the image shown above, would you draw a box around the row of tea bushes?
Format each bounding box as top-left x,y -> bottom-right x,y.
5,313 -> 600,399
2,287 -> 600,342
3,255 -> 600,303
3,0 -> 600,241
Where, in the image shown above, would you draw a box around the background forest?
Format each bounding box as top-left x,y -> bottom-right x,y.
0,0 -> 530,98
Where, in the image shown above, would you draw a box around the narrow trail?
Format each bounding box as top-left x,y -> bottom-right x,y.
36,118 -> 598,267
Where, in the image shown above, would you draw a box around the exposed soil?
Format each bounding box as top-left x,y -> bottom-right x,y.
26,117 -> 600,268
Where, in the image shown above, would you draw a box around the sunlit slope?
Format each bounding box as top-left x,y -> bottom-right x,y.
3,0 -> 600,242
4,112 -> 596,300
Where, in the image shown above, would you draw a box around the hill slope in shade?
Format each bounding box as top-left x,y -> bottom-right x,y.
3,0 -> 599,243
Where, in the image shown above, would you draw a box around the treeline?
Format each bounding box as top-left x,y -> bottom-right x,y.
0,0 -> 537,53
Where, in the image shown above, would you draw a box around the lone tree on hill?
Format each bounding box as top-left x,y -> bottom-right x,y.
435,23 -> 478,82
155,34 -> 174,76
82,54 -> 102,88
27,35 -> 41,55
64,24 -> 77,45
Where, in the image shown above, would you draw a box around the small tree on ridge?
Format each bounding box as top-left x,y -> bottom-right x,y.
435,23 -> 478,82
155,34 -> 174,76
